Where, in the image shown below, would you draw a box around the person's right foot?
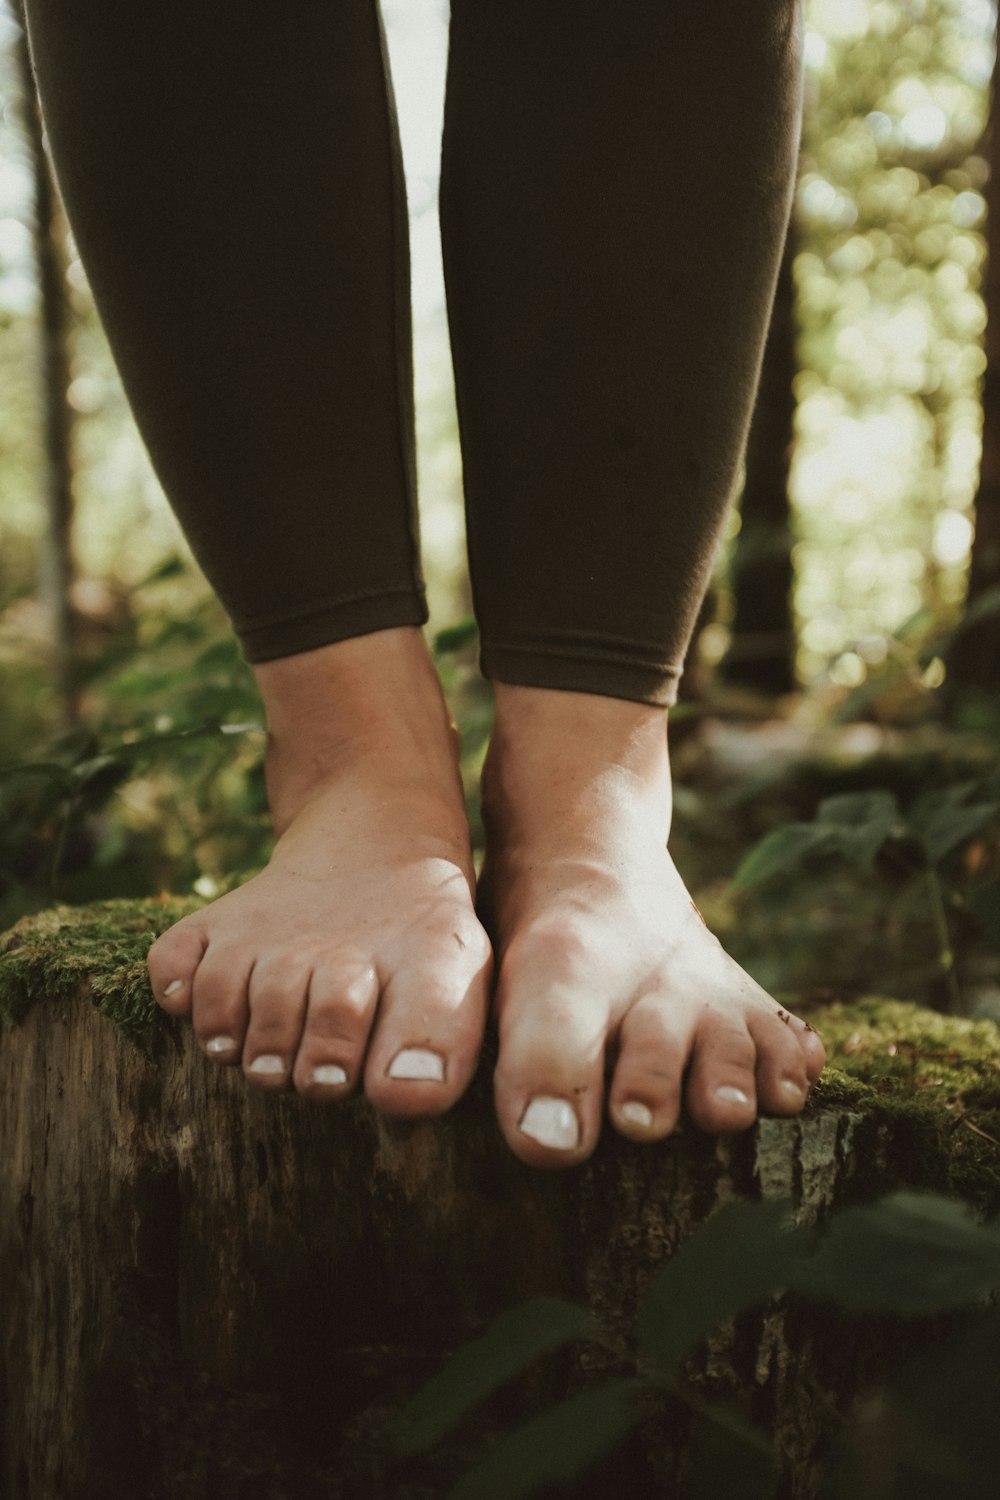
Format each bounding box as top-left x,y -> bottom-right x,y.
146,629 -> 492,1116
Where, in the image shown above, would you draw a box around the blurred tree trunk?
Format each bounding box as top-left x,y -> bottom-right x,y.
719,233 -> 798,697
13,3 -> 80,727
948,20 -> 1000,700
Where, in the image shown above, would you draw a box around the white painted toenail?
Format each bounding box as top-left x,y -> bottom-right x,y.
164,979 -> 184,997
248,1054 -> 286,1075
388,1048 -> 445,1082
781,1079 -> 807,1103
204,1035 -> 238,1055
311,1064 -> 348,1086
619,1101 -> 654,1129
519,1097 -> 580,1151
716,1085 -> 751,1105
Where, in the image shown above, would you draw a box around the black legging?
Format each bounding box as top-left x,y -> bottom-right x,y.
21,0 -> 804,706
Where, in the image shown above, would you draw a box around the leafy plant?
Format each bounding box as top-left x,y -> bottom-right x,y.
731,776 -> 1000,1011
392,1191 -> 1000,1499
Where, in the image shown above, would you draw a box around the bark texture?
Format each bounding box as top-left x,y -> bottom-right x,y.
2,902 -> 1000,1500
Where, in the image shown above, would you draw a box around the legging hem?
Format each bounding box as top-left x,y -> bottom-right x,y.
480,642 -> 681,708
237,589 -> 429,664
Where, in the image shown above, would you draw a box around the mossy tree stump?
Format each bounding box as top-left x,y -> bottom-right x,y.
2,901 -> 1000,1500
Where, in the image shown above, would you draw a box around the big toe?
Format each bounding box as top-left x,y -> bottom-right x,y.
492,937 -> 610,1169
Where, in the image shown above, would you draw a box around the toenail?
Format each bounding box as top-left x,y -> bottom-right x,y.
248,1054 -> 286,1076
716,1084 -> 751,1106
780,1078 -> 807,1103
387,1048 -> 445,1082
619,1101 -> 654,1129
311,1063 -> 348,1087
519,1097 -> 580,1151
163,978 -> 184,998
204,1035 -> 238,1055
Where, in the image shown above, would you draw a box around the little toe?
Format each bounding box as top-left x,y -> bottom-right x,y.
147,919 -> 208,1017
292,962 -> 379,1100
493,963 -> 609,1168
798,1020 -> 827,1080
748,1010 -> 811,1116
190,944 -> 254,1065
608,994 -> 689,1141
364,944 -> 491,1119
242,955 -> 312,1090
684,1015 -> 758,1133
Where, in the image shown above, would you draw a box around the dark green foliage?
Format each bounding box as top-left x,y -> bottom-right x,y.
789,1192 -> 1000,1315
732,781 -> 999,890
395,1190 -> 1000,1500
444,1379 -> 647,1500
728,768 -> 1000,1012
0,559 -> 272,928
635,1198 -> 800,1368
394,1299 -> 598,1459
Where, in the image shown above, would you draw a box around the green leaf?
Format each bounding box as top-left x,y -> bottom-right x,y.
731,824 -> 840,888
0,762 -> 74,789
688,1405 -> 775,1500
816,789 -> 900,828
136,553 -> 188,586
816,790 -> 903,866
393,1297 -> 597,1457
446,1378 -> 645,1500
636,1199 -> 804,1369
434,618 -> 479,655
69,755 -> 132,804
788,1192 -> 1000,1316
919,802 -> 999,865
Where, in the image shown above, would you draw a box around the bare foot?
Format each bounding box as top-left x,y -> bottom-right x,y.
479,684 -> 826,1168
146,629 -> 492,1116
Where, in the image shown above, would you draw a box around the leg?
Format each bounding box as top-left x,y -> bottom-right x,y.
22,0 -> 491,1113
440,0 -> 825,1164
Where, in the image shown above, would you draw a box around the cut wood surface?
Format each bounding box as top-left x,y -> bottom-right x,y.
2,901 -> 1000,1500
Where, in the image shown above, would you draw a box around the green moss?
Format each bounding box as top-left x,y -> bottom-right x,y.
802,997 -> 1000,1210
805,1067 -> 875,1111
0,898 -> 201,1057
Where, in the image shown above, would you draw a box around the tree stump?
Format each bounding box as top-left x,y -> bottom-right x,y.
2,900 -> 1000,1500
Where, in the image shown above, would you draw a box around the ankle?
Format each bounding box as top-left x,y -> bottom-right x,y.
253,629 -> 461,827
483,683 -> 673,839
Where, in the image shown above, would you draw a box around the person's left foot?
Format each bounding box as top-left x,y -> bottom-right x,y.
478,684 -> 827,1169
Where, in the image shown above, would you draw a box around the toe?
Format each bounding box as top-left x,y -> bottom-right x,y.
684,1013 -> 758,1133
242,954 -> 312,1090
190,944 -> 255,1065
747,1009 -> 811,1115
292,962 -> 379,1100
364,937 -> 491,1119
608,993 -> 689,1141
147,919 -> 207,1017
798,1019 -> 827,1080
493,943 -> 609,1168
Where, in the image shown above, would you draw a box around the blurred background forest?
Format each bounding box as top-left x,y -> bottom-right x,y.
1,0 -> 999,1022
